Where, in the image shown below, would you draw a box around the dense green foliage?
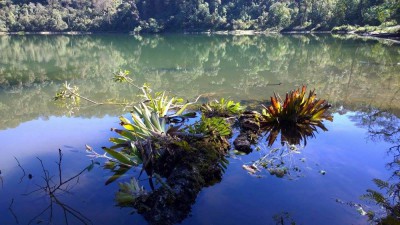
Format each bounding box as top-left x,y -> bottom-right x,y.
0,0 -> 398,32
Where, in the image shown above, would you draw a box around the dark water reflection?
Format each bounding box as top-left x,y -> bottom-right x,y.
0,34 -> 399,129
0,34 -> 399,224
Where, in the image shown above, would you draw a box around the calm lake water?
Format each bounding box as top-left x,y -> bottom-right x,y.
0,34 -> 399,225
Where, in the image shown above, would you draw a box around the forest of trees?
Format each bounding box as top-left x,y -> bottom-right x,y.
0,0 -> 399,32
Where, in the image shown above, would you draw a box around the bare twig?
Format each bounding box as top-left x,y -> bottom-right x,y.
8,198 -> 19,224
69,90 -> 128,106
48,149 -> 91,195
0,169 -> 3,188
53,195 -> 92,225
24,149 -> 93,225
55,81 -> 129,106
14,157 -> 26,183
58,149 -> 63,186
173,132 -> 204,139
27,204 -> 51,225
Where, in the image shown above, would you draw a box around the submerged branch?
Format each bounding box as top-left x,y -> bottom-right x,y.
27,204 -> 52,225
68,90 -> 131,106
14,157 -> 26,183
172,132 -> 204,139
0,170 -> 3,189
53,195 -> 92,225
55,81 -> 131,107
8,198 -> 19,224
22,149 -> 94,224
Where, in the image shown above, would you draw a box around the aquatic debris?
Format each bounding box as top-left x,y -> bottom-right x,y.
242,143 -> 311,179
319,170 -> 326,175
268,168 -> 287,178
242,165 -> 259,174
356,205 -> 368,216
288,144 -> 297,151
233,150 -> 248,155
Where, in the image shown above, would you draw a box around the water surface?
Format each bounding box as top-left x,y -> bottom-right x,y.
0,34 -> 399,225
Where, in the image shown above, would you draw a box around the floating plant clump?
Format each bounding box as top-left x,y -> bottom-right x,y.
258,85 -> 333,146
81,82 -> 233,224
261,85 -> 333,126
54,72 -> 334,225
237,87 -> 334,179
242,144 -> 306,179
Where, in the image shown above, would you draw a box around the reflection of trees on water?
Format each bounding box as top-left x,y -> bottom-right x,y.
349,108 -> 400,223
0,34 -> 399,130
351,109 -> 400,146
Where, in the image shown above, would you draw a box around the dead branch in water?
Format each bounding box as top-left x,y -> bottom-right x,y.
22,149 -> 94,225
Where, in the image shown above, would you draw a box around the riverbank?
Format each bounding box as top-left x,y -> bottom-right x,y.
331,25 -> 400,40
1,25 -> 399,42
0,31 -> 92,35
202,26 -> 400,42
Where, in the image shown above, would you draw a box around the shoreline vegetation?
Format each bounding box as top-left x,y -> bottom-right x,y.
0,25 -> 399,41
0,0 -> 398,38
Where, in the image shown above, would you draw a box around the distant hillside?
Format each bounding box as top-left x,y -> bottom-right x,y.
0,0 -> 399,33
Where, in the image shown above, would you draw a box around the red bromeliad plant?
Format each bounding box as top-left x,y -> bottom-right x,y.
262,85 -> 333,126
260,86 -> 333,146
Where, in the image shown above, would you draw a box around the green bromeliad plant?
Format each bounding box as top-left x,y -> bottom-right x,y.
201,98 -> 245,117
112,69 -> 195,118
85,70 -> 233,184
82,71 -> 202,184
189,116 -> 232,141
